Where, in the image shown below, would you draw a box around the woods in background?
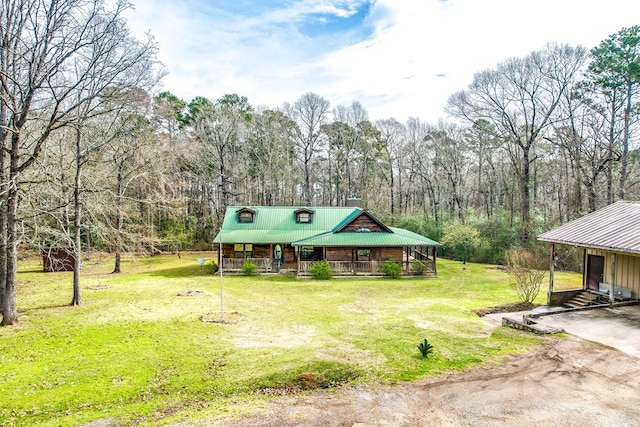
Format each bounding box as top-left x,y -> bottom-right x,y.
1,1 -> 639,325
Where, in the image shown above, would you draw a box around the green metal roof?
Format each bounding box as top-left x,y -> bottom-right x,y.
213,206 -> 440,247
213,206 -> 361,244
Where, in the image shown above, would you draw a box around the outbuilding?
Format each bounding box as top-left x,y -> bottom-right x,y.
538,200 -> 640,306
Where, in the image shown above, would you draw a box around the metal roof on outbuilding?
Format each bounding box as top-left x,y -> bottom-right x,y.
537,201 -> 640,255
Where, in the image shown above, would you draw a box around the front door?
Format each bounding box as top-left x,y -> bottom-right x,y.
586,255 -> 604,290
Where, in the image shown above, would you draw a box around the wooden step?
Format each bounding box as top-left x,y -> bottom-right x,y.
564,291 -> 598,308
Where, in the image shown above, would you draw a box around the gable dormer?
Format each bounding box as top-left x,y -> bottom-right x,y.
236,207 -> 256,223
337,210 -> 391,233
295,207 -> 314,224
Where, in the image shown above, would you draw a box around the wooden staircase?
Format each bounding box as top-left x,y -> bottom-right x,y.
564,291 -> 601,308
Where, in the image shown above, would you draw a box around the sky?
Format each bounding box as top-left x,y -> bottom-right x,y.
124,0 -> 640,123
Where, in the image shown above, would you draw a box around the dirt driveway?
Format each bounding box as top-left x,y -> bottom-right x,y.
203,307 -> 640,427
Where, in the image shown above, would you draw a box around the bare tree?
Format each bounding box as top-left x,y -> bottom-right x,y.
447,43 -> 587,244
191,96 -> 248,226
425,121 -> 470,221
246,108 -> 297,206
0,0 -> 159,324
375,118 -> 406,224
104,105 -> 156,274
284,93 -> 330,206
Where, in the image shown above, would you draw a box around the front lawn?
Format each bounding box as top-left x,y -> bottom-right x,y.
0,253 -> 559,426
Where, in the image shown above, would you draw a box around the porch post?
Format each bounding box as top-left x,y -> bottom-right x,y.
296,245 -> 300,276
433,246 -> 437,277
582,248 -> 588,289
609,253 -> 616,305
548,243 -> 555,305
406,246 -> 409,272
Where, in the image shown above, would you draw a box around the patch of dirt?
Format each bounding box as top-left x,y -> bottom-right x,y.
205,336 -> 640,427
198,311 -> 245,324
473,302 -> 538,317
177,290 -> 205,296
251,372 -> 354,397
233,324 -> 316,348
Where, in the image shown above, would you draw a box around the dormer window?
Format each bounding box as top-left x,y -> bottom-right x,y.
237,208 -> 256,223
297,212 -> 311,223
239,212 -> 253,223
295,208 -> 314,223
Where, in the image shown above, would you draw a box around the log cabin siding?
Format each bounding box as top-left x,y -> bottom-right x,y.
326,247 -> 352,261
324,247 -> 402,262
380,247 -> 403,261
253,245 -> 271,258
340,214 -> 386,232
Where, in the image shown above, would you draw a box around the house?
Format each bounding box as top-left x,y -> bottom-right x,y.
212,205 -> 440,276
537,200 -> 640,306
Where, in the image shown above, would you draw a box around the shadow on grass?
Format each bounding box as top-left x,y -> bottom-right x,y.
23,302 -> 73,314
20,268 -> 52,274
147,264 -> 217,278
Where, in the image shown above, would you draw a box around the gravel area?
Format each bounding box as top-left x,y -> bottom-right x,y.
205,336 -> 640,427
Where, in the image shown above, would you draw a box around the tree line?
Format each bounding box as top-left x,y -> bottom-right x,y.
1,0 -> 638,325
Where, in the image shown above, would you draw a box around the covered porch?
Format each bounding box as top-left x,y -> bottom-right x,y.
545,243 -> 640,308
296,245 -> 438,277
218,245 -> 437,277
538,202 -> 640,308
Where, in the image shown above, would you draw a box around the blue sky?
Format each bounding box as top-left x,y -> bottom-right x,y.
125,0 -> 640,122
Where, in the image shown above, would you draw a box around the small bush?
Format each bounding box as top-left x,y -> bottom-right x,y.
411,260 -> 427,275
505,247 -> 546,304
380,260 -> 402,279
210,261 -> 219,274
242,261 -> 257,276
417,338 -> 434,358
309,260 -> 332,280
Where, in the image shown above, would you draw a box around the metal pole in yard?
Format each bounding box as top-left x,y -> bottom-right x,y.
219,228 -> 224,321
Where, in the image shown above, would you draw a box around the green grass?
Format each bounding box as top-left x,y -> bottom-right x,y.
0,253 -> 566,426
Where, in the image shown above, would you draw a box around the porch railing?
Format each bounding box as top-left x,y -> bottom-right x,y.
222,257 -> 272,271
298,260 -> 435,276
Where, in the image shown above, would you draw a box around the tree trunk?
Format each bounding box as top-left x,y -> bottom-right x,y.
618,82 -> 632,200
521,145 -> 531,244
71,129 -> 82,306
607,106 -> 616,204
304,157 -> 311,206
2,146 -> 20,325
0,101 -> 6,312
113,252 -> 121,274
3,190 -> 19,325
113,169 -> 123,274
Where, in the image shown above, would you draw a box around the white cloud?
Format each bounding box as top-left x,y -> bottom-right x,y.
125,0 -> 640,123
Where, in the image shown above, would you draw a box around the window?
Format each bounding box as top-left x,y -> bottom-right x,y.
297,212 -> 311,223
301,246 -> 315,260
357,249 -> 371,258
234,244 -> 244,258
356,227 -> 371,232
238,211 -> 254,223
234,244 -> 253,258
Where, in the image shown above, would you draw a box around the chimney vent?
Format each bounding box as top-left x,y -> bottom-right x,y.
346,198 -> 362,208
